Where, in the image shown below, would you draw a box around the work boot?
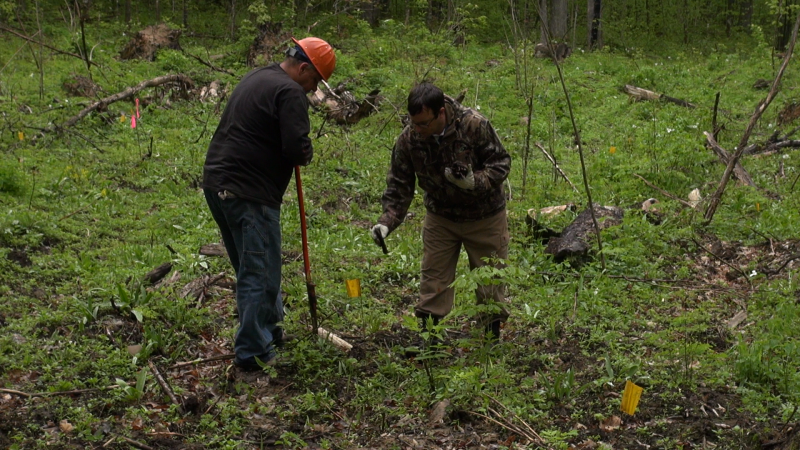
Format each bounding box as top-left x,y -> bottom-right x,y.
485,320 -> 502,342
404,314 -> 444,358
272,327 -> 295,348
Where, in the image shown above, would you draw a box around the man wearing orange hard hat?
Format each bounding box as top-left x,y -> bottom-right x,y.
203,37 -> 335,373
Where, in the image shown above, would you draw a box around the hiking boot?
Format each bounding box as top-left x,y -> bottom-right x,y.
404,314 -> 445,358
272,328 -> 295,348
233,355 -> 277,372
484,320 -> 502,342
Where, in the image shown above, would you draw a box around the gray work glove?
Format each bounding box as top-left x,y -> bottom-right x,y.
444,164 -> 475,190
370,224 -> 389,247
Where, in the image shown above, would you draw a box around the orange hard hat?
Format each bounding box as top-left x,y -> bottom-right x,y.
291,37 -> 336,81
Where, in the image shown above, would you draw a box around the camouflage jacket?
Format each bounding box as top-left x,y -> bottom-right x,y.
378,96 -> 511,232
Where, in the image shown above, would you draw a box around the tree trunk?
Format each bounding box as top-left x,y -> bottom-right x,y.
538,0 -> 547,43
427,0 -> 445,30
587,0 -> 602,50
229,0 -> 236,41
155,0 -> 160,21
124,0 -> 131,23
549,0 -> 567,40
360,1 -> 379,26
182,0 -> 187,28
739,0 -> 753,28
775,1 -> 796,51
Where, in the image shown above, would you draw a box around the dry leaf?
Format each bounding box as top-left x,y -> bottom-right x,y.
59,420 -> 74,433
131,417 -> 144,430
600,415 -> 622,432
127,344 -> 142,356
428,399 -> 450,425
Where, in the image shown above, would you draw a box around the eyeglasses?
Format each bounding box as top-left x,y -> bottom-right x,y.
412,116 -> 437,129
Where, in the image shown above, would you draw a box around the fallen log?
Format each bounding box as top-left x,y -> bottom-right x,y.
545,204 -> 624,263
623,84 -> 696,108
535,200 -> 660,264
143,262 -> 172,286
54,74 -> 194,130
199,242 -> 227,257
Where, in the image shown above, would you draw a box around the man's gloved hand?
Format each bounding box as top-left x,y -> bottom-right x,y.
445,164 -> 475,190
300,146 -> 313,166
370,224 -> 389,247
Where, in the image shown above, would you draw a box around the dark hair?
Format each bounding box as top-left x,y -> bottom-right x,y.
286,45 -> 312,65
407,82 -> 444,117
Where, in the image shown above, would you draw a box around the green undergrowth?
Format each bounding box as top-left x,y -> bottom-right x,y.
1,16 -> 799,450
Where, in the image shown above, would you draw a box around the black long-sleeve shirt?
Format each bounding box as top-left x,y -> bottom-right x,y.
203,63 -> 312,208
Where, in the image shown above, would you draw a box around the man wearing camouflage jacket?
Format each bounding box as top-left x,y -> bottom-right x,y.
371,82 -> 511,339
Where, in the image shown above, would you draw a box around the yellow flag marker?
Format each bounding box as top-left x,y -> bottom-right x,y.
345,279 -> 361,298
756,202 -> 760,212
18,131 -> 24,141
620,380 -> 643,415
609,146 -> 616,154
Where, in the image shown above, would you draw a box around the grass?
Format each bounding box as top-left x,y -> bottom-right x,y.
1,14 -> 799,450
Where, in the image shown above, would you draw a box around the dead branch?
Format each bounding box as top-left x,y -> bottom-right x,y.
746,139 -> 800,157
702,132 -> 755,186
705,11 -> 800,222
147,361 -> 182,410
115,435 -> 155,450
317,326 -> 353,352
182,50 -> 234,75
0,384 -> 123,398
690,237 -> 751,283
623,85 -> 696,108
169,353 -> 235,369
765,253 -> 800,276
533,142 -> 579,193
0,24 -> 105,70
143,262 -> 173,285
633,174 -> 695,208
54,74 -> 194,131
488,396 -> 544,443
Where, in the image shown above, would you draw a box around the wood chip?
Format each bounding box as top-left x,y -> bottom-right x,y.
726,310 -> 747,329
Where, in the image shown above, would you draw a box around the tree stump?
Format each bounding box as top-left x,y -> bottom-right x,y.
247,22 -> 290,67
62,75 -> 101,98
120,24 -> 182,61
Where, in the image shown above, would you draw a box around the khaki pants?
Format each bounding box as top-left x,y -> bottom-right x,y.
416,210 -> 510,322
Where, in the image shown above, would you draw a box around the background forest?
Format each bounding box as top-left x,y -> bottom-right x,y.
2,0 -> 800,449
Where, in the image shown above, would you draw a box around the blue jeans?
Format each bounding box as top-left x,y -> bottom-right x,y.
204,189 -> 283,366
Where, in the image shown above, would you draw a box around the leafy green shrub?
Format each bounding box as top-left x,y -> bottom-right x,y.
0,162 -> 23,195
